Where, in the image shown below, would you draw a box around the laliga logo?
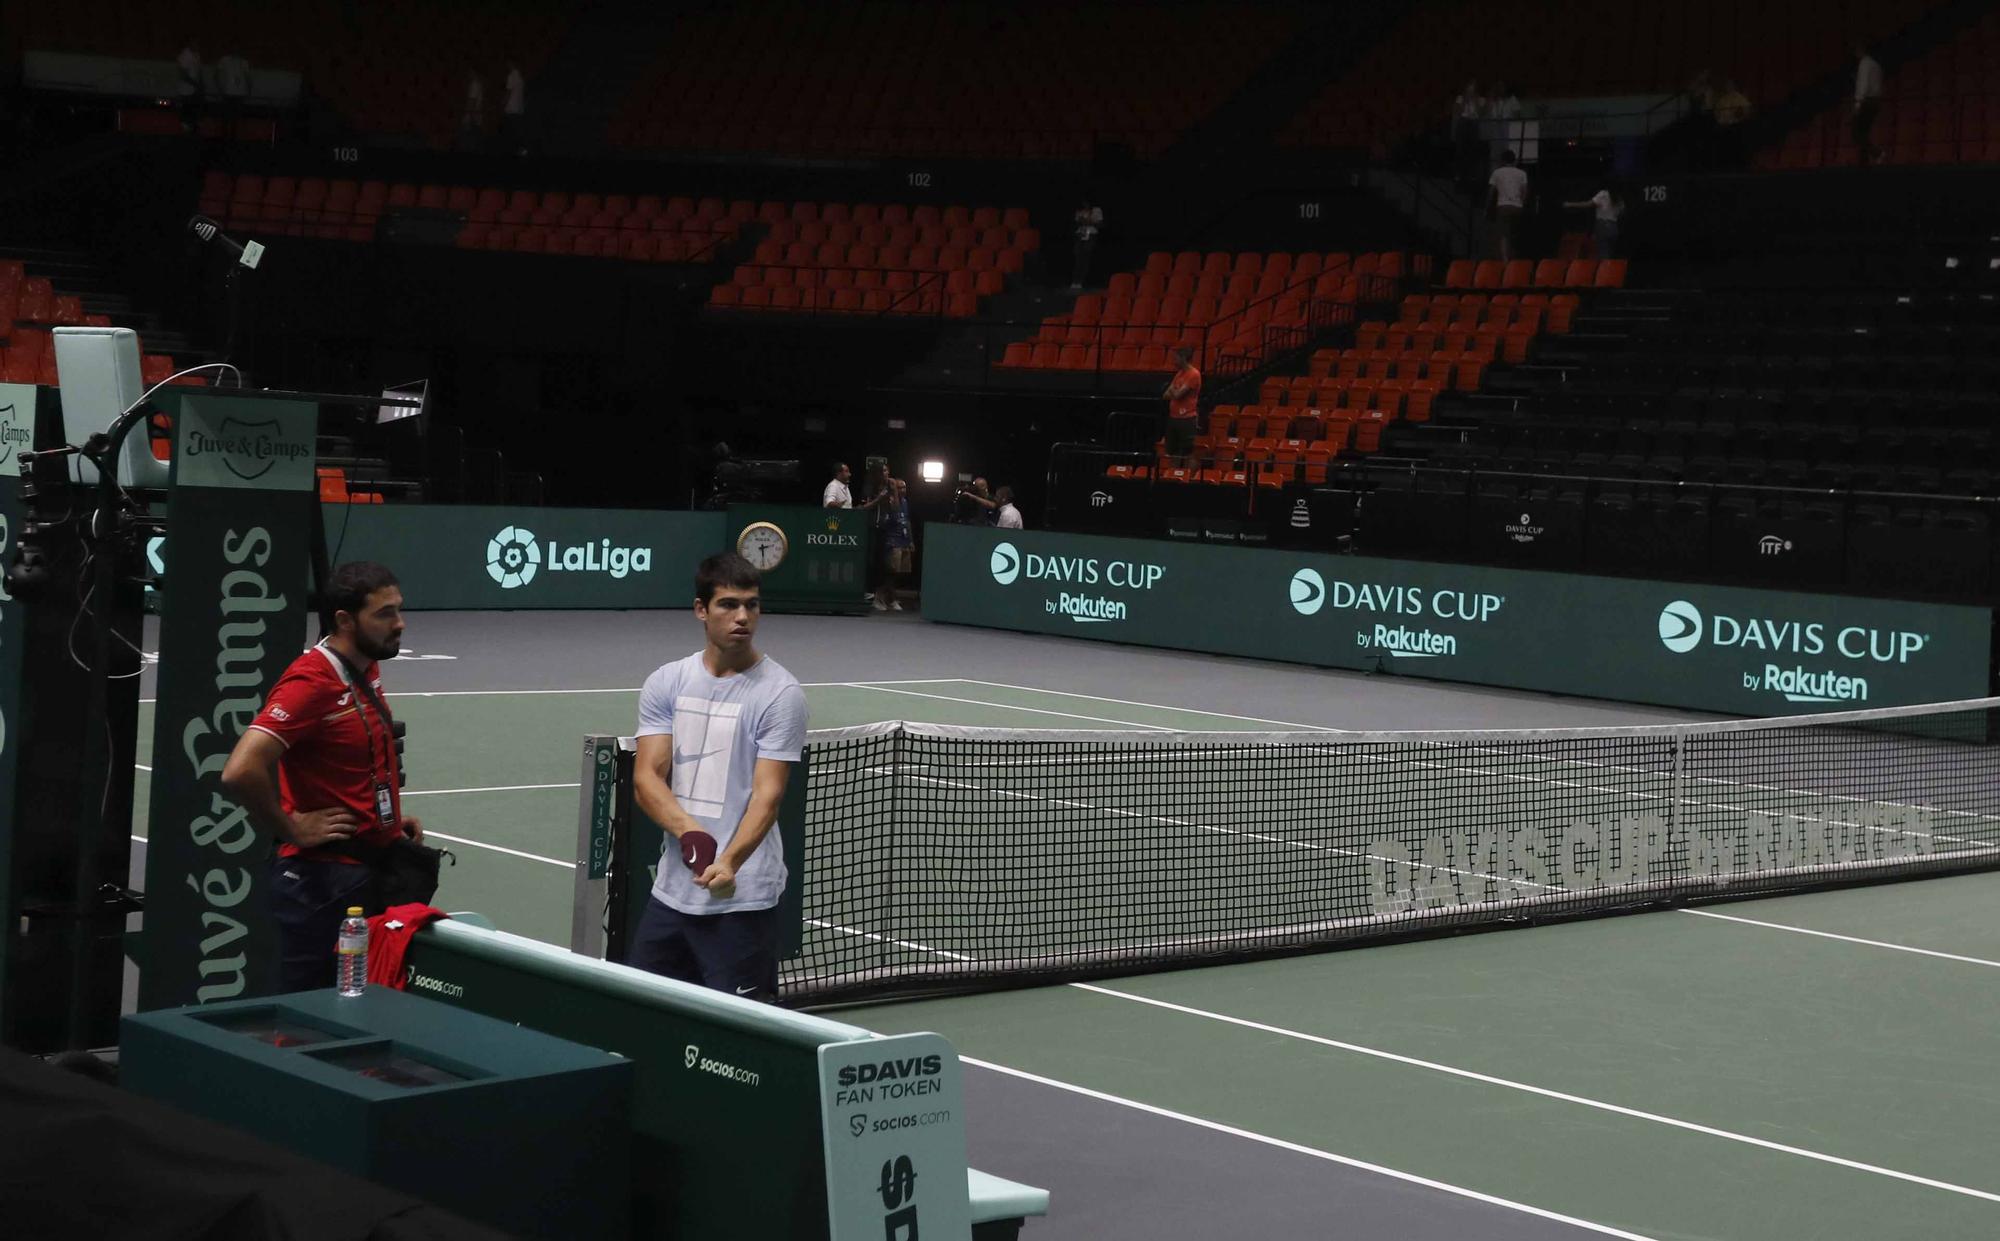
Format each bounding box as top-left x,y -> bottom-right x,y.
486,525 -> 541,589
990,541 -> 1021,585
1658,601 -> 1703,653
1289,568 -> 1326,615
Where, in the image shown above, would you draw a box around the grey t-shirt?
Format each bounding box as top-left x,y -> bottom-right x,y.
636,653 -> 808,914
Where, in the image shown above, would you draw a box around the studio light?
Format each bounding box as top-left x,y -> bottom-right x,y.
920,460 -> 946,483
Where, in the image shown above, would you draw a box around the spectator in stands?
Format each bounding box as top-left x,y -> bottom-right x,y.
1070,198 -> 1103,291
1487,150 -> 1529,264
1562,186 -> 1623,259
1713,79 -> 1753,128
176,40 -> 204,134
1453,80 -> 1486,189
1490,84 -> 1523,164
502,60 -> 527,154
1852,40 -> 1884,166
878,478 -> 913,611
1163,347 -> 1202,461
1711,79 -> 1754,169
216,49 -> 250,140
461,68 -> 486,147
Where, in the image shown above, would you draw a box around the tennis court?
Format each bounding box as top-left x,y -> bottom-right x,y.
130,611 -> 2000,1240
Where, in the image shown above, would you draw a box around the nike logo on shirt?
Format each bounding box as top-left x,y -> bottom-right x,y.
734,985 -> 758,996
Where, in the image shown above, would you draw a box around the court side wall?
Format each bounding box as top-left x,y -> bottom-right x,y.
920,522 -> 1994,716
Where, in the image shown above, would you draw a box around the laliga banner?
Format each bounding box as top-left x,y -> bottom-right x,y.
139,395 -> 317,1009
922,523 -> 1993,715
325,503 -> 725,609
0,383 -> 33,1019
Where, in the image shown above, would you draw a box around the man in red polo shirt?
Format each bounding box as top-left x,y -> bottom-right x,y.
1163,346 -> 1202,461
222,561 -> 423,992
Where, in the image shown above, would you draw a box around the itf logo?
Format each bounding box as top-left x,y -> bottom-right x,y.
1289,568 -> 1326,615
990,541 -> 1021,585
1658,600 -> 1703,653
486,526 -> 541,589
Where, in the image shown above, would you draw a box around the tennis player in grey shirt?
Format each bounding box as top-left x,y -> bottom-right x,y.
630,552 -> 808,1000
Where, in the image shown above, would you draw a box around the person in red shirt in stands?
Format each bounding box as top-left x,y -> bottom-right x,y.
222,561 -> 424,992
1163,347 -> 1202,462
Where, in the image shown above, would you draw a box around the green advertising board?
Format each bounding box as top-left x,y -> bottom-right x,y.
0,383 -> 31,1025
323,504 -> 725,609
921,523 -> 1994,715
725,504 -> 871,614
140,395 -> 319,1009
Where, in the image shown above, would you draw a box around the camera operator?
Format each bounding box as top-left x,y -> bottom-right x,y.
955,477 -> 998,525
960,481 -> 1022,529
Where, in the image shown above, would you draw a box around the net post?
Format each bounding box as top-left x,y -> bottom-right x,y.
885,723 -> 904,981
569,733 -> 621,958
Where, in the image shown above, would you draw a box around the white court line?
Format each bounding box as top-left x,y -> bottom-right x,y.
947,677 -> 1352,733
403,782 -> 580,798
424,830 -> 574,869
135,763 -> 152,773
1069,981 -> 2000,1205
136,677 -> 954,704
814,912 -> 2000,1207
843,683 -> 1175,731
1678,908 -> 2000,969
960,1055 -> 1659,1241
806,917 -> 978,961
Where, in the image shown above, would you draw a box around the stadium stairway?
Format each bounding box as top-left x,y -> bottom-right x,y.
893,277 -> 1088,392
520,1 -> 668,158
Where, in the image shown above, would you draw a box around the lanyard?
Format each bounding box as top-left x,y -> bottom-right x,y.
326,645 -> 399,828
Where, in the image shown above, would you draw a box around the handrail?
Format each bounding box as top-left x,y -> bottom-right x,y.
1321,461 -> 2000,508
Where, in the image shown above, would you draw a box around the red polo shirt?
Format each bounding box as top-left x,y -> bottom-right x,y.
1169,364 -> 1202,420
249,644 -> 403,860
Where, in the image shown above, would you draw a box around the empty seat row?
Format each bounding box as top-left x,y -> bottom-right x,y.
710,284 -> 983,319
742,243 -> 1029,275
763,220 -> 1038,252
1444,258 -> 1625,291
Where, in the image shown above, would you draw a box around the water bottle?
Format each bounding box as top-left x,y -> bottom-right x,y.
336,907 -> 369,997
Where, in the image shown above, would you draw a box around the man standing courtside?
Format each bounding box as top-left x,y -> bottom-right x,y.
629,553 -> 808,1001
1163,347 -> 1202,462
222,562 -> 422,992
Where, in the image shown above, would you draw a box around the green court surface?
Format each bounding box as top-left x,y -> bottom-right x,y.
131,676 -> 2000,1239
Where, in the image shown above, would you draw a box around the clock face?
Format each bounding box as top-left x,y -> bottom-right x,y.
737,521 -> 787,570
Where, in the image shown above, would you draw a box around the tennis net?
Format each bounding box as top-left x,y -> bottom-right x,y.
784,697 -> 2000,1003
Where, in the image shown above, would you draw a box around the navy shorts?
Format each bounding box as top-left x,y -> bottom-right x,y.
267,855 -> 381,994
628,896 -> 781,1002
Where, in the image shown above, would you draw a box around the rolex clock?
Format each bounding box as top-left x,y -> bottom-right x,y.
736,520 -> 788,570
724,504 -> 870,614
